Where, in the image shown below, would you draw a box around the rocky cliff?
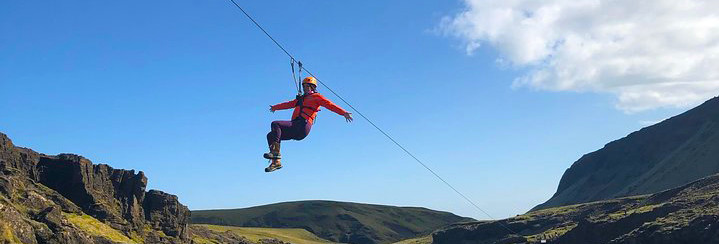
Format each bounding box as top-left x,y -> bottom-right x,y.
432,173 -> 719,244
533,96 -> 719,211
0,132 -> 190,243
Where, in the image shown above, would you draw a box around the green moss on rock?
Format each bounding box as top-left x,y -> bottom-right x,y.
63,212 -> 137,243
0,222 -> 22,243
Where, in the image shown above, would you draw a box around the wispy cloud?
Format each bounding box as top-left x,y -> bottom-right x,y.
440,0 -> 719,113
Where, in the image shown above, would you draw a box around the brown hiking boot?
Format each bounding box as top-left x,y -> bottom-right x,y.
264,158 -> 282,172
263,142 -> 281,159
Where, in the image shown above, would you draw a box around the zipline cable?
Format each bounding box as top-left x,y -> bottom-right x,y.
229,0 -> 295,60
227,0 -> 518,235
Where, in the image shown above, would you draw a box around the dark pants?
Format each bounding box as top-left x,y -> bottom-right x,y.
267,118 -> 313,146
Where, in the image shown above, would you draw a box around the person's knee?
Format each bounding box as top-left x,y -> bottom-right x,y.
295,133 -> 308,141
271,121 -> 280,129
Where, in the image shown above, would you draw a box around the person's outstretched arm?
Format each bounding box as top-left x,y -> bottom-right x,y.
317,94 -> 353,122
270,99 -> 297,113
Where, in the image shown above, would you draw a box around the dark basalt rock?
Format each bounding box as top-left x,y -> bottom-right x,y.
144,189 -> 190,239
0,132 -> 190,243
36,154 -> 150,231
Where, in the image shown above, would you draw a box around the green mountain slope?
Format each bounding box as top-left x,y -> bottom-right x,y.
534,96 -> 719,211
191,224 -> 335,244
433,173 -> 719,243
190,200 -> 474,244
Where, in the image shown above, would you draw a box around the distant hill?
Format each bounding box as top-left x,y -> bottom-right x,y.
433,173 -> 719,243
191,200 -> 474,244
533,96 -> 719,211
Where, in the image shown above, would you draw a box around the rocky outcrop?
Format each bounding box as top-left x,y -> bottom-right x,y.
36,155 -> 148,229
432,174 -> 719,244
0,132 -> 190,243
144,190 -> 190,239
534,96 -> 719,211
188,225 -> 254,244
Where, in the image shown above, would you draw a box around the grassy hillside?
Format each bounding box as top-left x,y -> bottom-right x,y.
63,213 -> 138,243
391,235 -> 432,244
191,200 -> 473,244
433,173 -> 719,243
192,224 -> 334,244
534,96 -> 719,210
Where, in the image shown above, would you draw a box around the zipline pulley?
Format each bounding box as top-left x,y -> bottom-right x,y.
290,58 -> 304,96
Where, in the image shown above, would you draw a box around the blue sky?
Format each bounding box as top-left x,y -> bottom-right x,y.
1,1 -> 712,220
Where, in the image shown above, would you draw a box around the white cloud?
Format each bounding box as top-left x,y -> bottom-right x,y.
440,0 -> 719,112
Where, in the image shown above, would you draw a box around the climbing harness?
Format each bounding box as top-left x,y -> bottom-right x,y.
227,0 -> 518,236
290,59 -> 318,122
293,94 -> 318,122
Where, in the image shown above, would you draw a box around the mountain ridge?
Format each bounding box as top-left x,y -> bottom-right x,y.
432,172 -> 719,243
533,95 -> 719,211
191,200 -> 475,244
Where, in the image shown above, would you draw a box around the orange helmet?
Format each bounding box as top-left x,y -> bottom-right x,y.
302,77 -> 318,87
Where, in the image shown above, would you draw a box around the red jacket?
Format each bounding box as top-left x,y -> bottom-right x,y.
271,93 -> 348,124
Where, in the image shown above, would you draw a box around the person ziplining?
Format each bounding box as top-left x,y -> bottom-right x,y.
263,76 -> 353,172
230,0 -> 515,234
